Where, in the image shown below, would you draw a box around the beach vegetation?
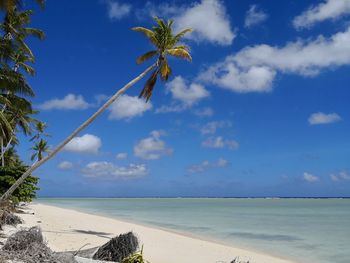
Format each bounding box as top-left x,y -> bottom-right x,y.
0,0 -> 46,203
122,246 -> 149,263
0,158 -> 39,204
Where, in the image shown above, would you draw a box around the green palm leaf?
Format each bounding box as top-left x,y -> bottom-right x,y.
136,50 -> 158,64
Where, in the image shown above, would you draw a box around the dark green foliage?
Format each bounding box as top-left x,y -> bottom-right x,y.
0,164 -> 39,204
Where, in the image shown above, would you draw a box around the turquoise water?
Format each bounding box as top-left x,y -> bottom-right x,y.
37,198 -> 350,263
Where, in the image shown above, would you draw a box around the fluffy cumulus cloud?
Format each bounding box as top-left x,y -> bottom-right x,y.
308,112 -> 342,125
202,136 -> 239,150
173,0 -> 235,45
198,26 -> 350,92
166,76 -> 210,106
64,134 -> 102,154
156,76 -> 210,114
303,172 -> 319,183
200,121 -> 232,135
83,161 -> 147,179
105,1 -> 131,20
116,152 -> 128,160
38,94 -> 90,110
134,130 -> 173,160
139,0 -> 235,45
188,158 -> 229,173
58,161 -> 73,170
108,95 -> 152,120
244,4 -> 268,28
330,171 -> 350,182
293,0 -> 350,29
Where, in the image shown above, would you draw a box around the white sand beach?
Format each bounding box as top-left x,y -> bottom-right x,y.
16,203 -> 297,263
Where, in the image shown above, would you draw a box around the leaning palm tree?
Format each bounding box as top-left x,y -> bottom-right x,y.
0,17 -> 192,202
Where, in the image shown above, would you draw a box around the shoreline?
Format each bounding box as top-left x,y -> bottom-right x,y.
34,201 -> 299,263
17,203 -> 298,263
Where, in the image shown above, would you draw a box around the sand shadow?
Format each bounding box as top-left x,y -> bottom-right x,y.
73,229 -> 112,239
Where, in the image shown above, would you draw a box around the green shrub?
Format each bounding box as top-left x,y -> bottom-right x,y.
0,165 -> 39,204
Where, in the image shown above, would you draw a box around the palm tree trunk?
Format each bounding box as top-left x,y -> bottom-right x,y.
0,136 -> 12,160
0,62 -> 157,202
1,138 -> 4,167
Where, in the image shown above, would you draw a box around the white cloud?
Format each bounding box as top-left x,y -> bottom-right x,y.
199,58 -> 276,93
64,134 -> 102,154
108,95 -> 152,120
58,161 -> 73,170
293,0 -> 350,29
244,4 -> 268,28
200,121 -> 231,135
308,112 -> 342,125
199,26 -> 350,92
193,107 -> 214,117
330,171 -> 350,181
38,94 -> 90,110
116,152 -> 128,160
134,130 -> 173,160
188,158 -> 229,173
202,136 -> 239,150
83,161 -> 147,179
155,104 -> 187,114
303,172 -> 320,183
106,1 -> 131,20
156,76 -> 210,114
166,76 -> 210,106
138,0 -> 235,45
173,0 -> 235,45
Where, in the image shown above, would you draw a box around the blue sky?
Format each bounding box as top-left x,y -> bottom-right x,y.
17,0 -> 350,197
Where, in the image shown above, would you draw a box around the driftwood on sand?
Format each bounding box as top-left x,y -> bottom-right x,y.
0,210 -> 23,230
0,226 -> 77,263
93,232 -> 139,262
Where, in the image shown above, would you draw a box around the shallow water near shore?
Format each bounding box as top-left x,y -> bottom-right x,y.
36,198 -> 350,263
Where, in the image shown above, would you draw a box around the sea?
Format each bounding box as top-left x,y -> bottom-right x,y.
36,198 -> 350,263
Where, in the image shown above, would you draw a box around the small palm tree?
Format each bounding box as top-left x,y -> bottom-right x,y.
30,121 -> 48,141
0,17 -> 192,202
30,138 -> 48,162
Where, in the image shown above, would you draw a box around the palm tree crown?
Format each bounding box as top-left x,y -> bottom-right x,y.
132,17 -> 192,101
30,138 -> 48,161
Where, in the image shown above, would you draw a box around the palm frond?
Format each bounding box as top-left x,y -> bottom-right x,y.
160,61 -> 171,81
22,27 -> 45,40
136,50 -> 158,64
172,28 -> 192,45
139,69 -> 158,102
131,27 -> 158,47
167,48 -> 192,61
0,67 -> 35,96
